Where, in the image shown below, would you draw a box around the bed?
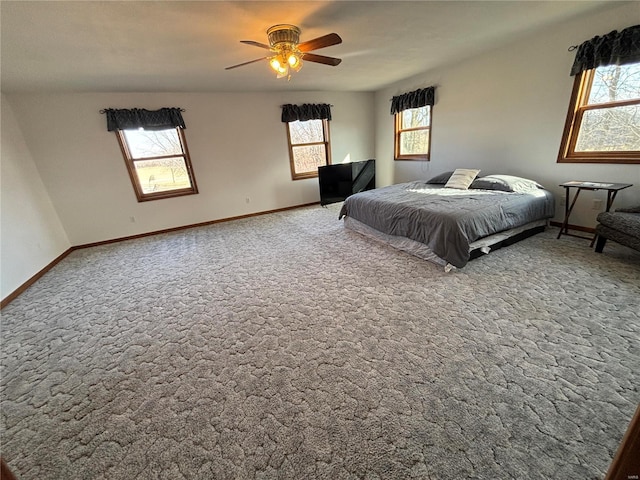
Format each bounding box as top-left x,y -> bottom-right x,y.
338,171 -> 555,270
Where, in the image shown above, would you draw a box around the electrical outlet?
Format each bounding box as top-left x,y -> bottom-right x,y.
129,216 -> 136,223
245,197 -> 251,204
592,199 -> 603,210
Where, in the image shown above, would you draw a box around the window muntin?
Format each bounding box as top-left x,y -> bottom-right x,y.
286,119 -> 331,180
395,105 -> 431,161
558,62 -> 640,163
117,127 -> 198,201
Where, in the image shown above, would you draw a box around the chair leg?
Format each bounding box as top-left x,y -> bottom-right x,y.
595,235 -> 607,253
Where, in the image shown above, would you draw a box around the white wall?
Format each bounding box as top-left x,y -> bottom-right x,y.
1,95 -> 71,299
6,91 -> 374,245
374,3 -> 640,228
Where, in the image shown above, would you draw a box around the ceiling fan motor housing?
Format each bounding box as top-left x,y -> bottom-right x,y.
267,24 -> 301,48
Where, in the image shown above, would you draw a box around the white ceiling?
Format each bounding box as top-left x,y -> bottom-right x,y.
0,1 -> 620,93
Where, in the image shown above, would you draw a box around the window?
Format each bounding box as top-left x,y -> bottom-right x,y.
286,119 -> 331,180
102,107 -> 198,202
558,62 -> 640,164
395,105 -> 432,161
116,127 -> 198,201
391,87 -> 435,161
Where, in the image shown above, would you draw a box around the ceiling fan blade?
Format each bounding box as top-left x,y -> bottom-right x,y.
297,33 -> 342,52
240,40 -> 272,50
302,53 -> 342,66
225,57 -> 269,70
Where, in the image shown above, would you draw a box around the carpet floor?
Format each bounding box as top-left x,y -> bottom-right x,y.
1,203 -> 639,479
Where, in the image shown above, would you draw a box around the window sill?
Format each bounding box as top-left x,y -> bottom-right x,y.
558,155 -> 640,165
136,189 -> 199,202
395,156 -> 430,161
291,173 -> 320,181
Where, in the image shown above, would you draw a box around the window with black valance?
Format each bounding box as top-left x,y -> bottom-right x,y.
101,107 -> 198,201
570,24 -> 640,76
101,107 -> 186,131
391,87 -> 435,161
281,104 -> 332,123
558,24 -> 640,164
390,87 -> 435,115
280,103 -> 332,180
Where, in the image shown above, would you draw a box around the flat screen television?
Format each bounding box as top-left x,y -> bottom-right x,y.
318,159 -> 375,206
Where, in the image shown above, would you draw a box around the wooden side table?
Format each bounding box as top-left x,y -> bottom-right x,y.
557,181 -> 633,245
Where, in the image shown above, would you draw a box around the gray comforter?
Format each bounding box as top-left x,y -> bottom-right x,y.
339,182 -> 555,268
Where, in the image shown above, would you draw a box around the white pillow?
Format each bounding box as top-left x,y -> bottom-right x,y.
444,169 -> 481,190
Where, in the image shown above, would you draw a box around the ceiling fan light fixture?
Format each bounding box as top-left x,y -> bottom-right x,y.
269,55 -> 289,78
269,56 -> 282,70
287,52 -> 302,71
265,26 -> 303,78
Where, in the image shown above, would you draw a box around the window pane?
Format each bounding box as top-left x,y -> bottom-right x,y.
401,107 -> 430,128
134,157 -> 193,194
399,130 -> 429,155
291,145 -> 327,174
575,104 -> 640,152
289,120 -> 324,144
588,64 -> 640,105
123,128 -> 182,158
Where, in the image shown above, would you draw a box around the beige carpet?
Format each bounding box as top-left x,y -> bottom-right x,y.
1,203 -> 639,479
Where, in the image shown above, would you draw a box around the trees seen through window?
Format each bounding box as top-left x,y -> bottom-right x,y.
286,119 -> 331,180
558,62 -> 640,163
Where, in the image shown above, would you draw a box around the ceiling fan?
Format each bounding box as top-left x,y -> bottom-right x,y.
225,24 -> 342,79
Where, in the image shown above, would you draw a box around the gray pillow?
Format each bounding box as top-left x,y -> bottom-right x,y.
426,171 -> 454,184
470,176 -> 513,192
471,174 -> 542,193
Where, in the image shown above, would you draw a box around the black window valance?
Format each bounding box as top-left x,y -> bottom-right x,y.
101,107 -> 186,131
281,104 -> 332,123
570,24 -> 640,76
390,87 -> 435,115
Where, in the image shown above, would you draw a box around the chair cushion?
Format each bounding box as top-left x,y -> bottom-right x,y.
596,211 -> 640,233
